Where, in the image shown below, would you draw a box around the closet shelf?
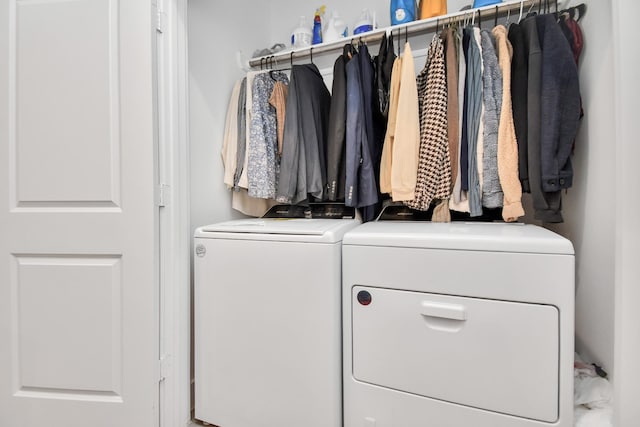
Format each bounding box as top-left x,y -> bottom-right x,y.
249,0 -> 536,68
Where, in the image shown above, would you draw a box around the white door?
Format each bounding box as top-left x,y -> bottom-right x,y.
0,1 -> 159,426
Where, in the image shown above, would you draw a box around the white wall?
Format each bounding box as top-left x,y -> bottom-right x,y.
546,0 -> 616,373
612,0 -> 640,424
188,0 -> 270,232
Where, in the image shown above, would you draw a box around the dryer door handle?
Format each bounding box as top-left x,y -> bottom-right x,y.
420,301 -> 467,321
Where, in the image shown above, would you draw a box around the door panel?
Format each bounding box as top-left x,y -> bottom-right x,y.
13,255 -> 122,397
0,0 -> 158,426
15,0 -> 120,206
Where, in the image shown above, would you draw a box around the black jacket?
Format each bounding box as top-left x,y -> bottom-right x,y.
326,45 -> 355,201
509,23 -> 530,193
537,13 -> 581,193
345,50 -> 378,210
522,15 -> 563,223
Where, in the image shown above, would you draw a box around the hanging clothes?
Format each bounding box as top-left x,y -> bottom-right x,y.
441,27 -> 459,191
450,26 -> 469,213
237,70 -> 263,190
537,14 -> 580,194
248,71 -> 289,199
345,47 -> 378,210
326,45 -> 355,202
473,27 -> 486,207
560,13 -> 584,66
380,42 -> 420,202
534,13 -> 581,223
276,64 -> 331,204
467,27 -> 484,217
379,57 -> 401,195
460,28 -> 472,193
561,13 -> 584,121
359,43 -> 384,222
480,29 -> 504,209
493,24 -> 524,222
374,32 -> 396,121
269,80 -> 288,157
522,15 -> 559,223
233,77 -> 247,189
224,5 -> 584,224
222,76 -> 275,216
404,34 -> 451,220
222,80 -> 242,189
232,189 -> 276,217
372,33 -> 396,197
509,22 -> 530,193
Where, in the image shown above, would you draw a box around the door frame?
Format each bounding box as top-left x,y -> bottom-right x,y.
156,0 -> 192,425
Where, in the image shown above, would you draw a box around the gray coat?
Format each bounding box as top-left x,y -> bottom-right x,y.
522,15 -> 563,223
537,14 -> 581,193
480,29 -> 504,209
276,64 -> 331,204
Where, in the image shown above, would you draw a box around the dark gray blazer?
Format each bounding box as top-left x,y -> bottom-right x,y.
326,45 -> 354,201
537,13 -> 581,193
276,64 -> 331,204
522,15 -> 563,223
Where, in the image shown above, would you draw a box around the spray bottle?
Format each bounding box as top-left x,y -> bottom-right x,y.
312,6 -> 326,45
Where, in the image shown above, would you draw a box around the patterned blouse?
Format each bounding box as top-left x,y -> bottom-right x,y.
248,71 -> 289,199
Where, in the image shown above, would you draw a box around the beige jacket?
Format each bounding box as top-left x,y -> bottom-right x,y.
380,42 -> 420,202
493,25 -> 525,222
222,80 -> 242,189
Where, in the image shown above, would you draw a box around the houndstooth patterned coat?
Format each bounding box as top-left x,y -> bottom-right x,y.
405,34 -> 452,212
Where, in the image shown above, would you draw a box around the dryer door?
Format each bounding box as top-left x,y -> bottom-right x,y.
351,286 -> 559,422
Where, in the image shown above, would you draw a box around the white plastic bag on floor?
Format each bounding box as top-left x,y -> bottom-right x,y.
574,353 -> 613,427
575,405 -> 613,427
575,376 -> 613,408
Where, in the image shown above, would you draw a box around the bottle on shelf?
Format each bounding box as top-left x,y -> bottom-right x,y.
323,11 -> 348,43
419,0 -> 447,19
390,0 -> 416,25
354,8 -> 375,35
292,16 -> 312,48
312,6 -> 326,45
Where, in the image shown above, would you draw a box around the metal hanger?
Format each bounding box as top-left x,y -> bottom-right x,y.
518,0 -> 525,22
527,0 -> 536,16
269,56 -> 279,80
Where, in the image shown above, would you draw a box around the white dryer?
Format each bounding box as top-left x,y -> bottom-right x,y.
342,222 -> 574,427
194,218 -> 359,427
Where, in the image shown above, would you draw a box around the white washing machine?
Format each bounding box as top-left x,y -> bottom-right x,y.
194,218 -> 360,427
342,222 -> 575,427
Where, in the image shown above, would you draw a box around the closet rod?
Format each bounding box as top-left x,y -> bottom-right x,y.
249,0 -> 536,68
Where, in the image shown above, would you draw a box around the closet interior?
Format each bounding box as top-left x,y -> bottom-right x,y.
188,0 -> 616,423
